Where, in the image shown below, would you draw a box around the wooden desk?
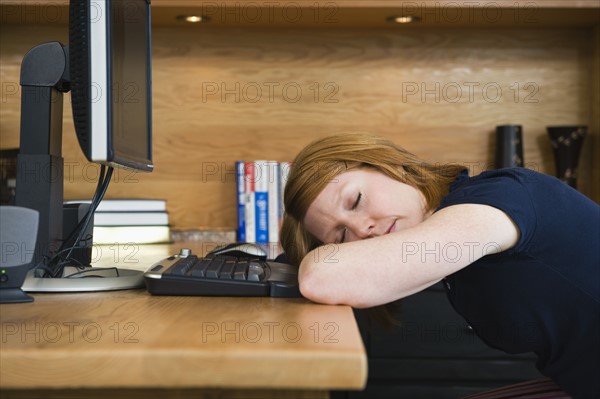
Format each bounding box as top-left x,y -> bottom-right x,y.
0,244 -> 367,398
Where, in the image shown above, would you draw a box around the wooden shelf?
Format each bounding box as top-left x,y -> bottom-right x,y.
1,1 -> 599,27
153,0 -> 600,7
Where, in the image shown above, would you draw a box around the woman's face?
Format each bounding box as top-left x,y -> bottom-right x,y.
303,168 -> 430,244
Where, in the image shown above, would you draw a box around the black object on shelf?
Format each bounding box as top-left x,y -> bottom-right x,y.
495,125 -> 523,168
546,126 -> 587,189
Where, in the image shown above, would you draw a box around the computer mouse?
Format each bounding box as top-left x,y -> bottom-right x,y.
208,242 -> 268,260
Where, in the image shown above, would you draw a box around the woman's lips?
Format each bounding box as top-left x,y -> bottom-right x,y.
386,220 -> 396,235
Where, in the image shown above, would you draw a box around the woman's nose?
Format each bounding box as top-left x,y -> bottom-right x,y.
346,217 -> 374,242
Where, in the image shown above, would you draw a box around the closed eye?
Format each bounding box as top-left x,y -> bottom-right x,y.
351,192 -> 362,210
339,193 -> 362,243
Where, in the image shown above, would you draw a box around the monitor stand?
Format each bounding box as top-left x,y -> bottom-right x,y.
22,267 -> 145,292
15,42 -> 146,294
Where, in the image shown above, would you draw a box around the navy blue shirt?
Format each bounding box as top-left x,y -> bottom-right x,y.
437,168 -> 599,398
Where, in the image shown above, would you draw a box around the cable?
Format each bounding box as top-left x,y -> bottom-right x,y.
36,166 -> 115,278
63,267 -> 120,279
58,166 -> 107,253
64,166 -> 113,261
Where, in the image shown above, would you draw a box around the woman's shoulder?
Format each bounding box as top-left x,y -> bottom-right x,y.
439,168 -> 559,254
463,167 -> 553,188
439,167 -> 537,209
441,167 -> 586,208
458,167 -> 596,210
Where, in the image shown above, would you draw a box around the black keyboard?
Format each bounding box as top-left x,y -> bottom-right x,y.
144,249 -> 301,297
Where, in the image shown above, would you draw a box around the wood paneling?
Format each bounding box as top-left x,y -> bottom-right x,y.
0,24 -> 596,230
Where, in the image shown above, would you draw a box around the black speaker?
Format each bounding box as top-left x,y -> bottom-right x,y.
0,206 -> 39,303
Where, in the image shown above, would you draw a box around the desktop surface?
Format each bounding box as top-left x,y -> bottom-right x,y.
0,243 -> 367,394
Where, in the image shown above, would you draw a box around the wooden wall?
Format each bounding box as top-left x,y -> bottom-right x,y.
0,24 -> 596,230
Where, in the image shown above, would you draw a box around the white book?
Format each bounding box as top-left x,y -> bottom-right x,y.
254,160 -> 269,243
267,161 -> 280,244
93,211 -> 169,226
244,162 -> 256,243
236,161 -> 246,242
66,199 -> 167,212
93,225 -> 171,244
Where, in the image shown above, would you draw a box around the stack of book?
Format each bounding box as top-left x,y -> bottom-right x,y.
65,199 -> 171,245
236,160 -> 292,244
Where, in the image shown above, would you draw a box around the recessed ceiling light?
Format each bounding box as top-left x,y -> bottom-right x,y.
176,15 -> 209,23
387,15 -> 421,24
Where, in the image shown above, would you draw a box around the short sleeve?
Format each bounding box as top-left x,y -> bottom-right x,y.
436,169 -> 537,254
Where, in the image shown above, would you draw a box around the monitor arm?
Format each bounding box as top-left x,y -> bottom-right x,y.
15,42 -> 70,264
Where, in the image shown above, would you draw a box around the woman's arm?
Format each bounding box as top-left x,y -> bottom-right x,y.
298,203 -> 520,308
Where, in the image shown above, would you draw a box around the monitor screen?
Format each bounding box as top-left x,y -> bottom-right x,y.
70,0 -> 153,172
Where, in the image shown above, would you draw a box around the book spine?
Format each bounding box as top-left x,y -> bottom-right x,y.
244,162 -> 256,243
66,199 -> 167,212
93,211 -> 169,226
254,160 -> 269,244
235,161 -> 246,242
93,225 -> 171,245
267,161 -> 280,244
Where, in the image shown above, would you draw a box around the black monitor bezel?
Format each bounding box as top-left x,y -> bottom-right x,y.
70,0 -> 153,172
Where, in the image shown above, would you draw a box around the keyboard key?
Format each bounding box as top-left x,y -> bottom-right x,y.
190,258 -> 212,278
166,255 -> 198,276
219,260 -> 236,279
206,257 -> 224,278
247,262 -> 265,282
233,261 -> 248,280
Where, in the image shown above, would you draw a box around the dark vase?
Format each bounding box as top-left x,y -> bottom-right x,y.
546,126 -> 587,189
495,125 -> 523,168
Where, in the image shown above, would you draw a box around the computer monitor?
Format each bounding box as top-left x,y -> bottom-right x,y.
14,0 -> 153,292
70,0 -> 153,172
